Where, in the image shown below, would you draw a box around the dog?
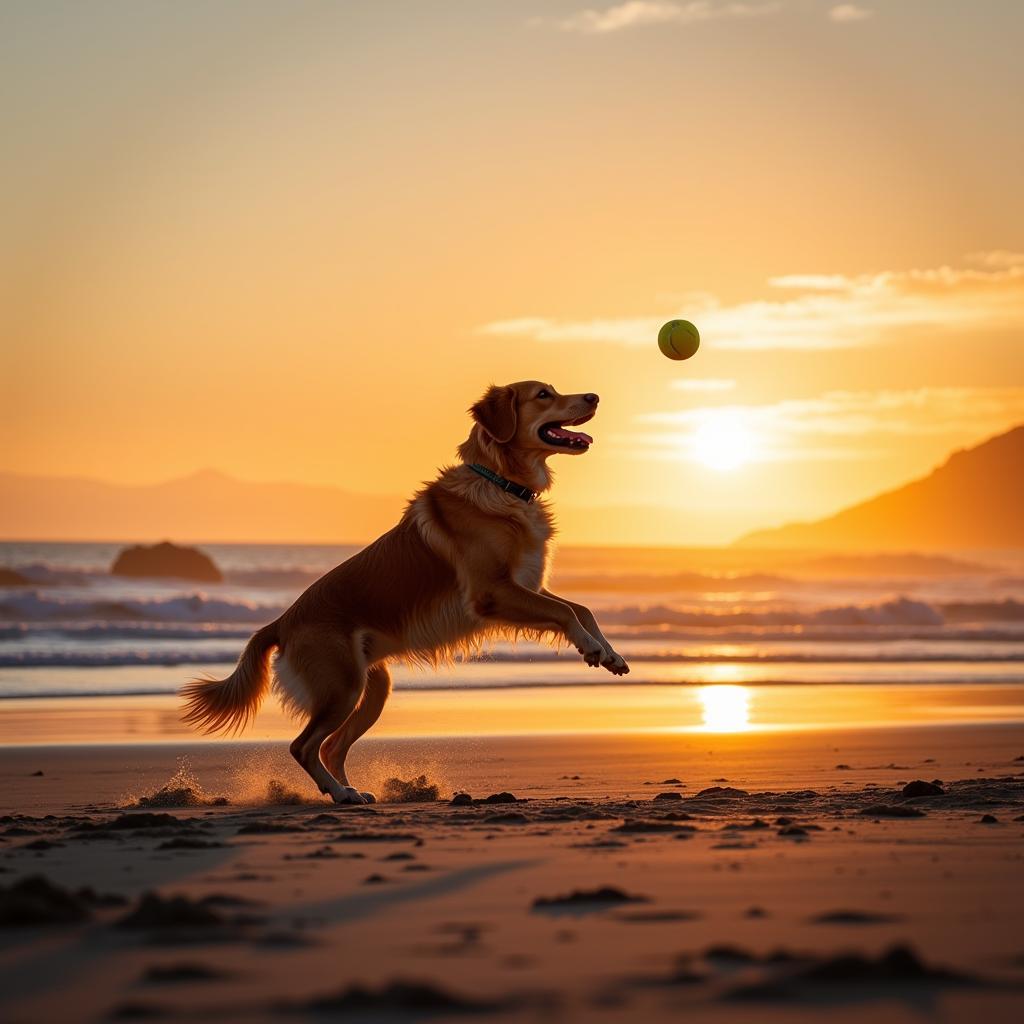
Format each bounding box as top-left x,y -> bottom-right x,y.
181,381 -> 629,803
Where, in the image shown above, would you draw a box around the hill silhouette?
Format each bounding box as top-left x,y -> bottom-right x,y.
738,425 -> 1024,551
0,469 -> 405,543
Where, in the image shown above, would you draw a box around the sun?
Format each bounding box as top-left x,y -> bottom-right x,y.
691,411 -> 754,471
698,685 -> 751,732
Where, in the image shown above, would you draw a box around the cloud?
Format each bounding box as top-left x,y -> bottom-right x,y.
967,249 -> 1024,269
627,387 -> 1024,464
479,255 -> 1024,352
829,4 -> 872,22
671,378 -> 737,391
545,1 -> 780,34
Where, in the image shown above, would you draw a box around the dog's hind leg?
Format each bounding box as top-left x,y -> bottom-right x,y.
322,663 -> 392,803
285,637 -> 369,805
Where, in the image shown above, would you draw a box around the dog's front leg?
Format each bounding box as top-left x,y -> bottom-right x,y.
542,588 -> 630,676
471,582 -> 606,668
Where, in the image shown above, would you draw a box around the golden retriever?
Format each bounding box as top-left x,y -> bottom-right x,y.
181,381 -> 629,803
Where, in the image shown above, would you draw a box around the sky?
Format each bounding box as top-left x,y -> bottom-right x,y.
3,0 -> 1023,545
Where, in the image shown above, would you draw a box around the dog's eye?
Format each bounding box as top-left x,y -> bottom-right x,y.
537,389 -> 551,399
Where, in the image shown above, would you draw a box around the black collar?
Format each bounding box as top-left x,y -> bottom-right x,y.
468,463 -> 537,503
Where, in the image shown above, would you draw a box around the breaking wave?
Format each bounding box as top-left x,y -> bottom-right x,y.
3,592 -> 1024,628
0,591 -> 283,624
602,597 -> 1024,627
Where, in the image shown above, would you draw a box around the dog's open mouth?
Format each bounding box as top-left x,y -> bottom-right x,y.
539,412 -> 595,451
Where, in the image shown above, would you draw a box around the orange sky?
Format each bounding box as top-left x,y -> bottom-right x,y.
3,1 -> 1023,544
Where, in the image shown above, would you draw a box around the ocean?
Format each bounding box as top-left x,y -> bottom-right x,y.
2,540 -> 1024,704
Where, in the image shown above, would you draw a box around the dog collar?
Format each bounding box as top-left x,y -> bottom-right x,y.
468,463 -> 537,503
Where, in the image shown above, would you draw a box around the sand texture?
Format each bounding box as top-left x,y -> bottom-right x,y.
2,731 -> 1024,1022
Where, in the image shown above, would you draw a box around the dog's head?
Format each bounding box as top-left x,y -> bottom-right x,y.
458,381 -> 599,490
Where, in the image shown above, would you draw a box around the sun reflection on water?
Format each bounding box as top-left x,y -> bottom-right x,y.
698,684 -> 752,732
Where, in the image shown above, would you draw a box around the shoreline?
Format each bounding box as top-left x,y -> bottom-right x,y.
1,680 -> 1022,747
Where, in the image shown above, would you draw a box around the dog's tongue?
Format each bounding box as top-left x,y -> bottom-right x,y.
550,425 -> 593,444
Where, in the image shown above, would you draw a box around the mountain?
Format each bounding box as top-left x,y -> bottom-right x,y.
738,425 -> 1024,551
0,469 -> 406,543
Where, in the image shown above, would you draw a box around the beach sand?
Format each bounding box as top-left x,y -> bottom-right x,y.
3,718 -> 1024,1022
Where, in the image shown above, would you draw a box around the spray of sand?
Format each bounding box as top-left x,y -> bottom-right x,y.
121,757 -> 228,808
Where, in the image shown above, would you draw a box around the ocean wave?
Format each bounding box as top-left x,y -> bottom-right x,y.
3,592 -> 1024,630
0,623 -> 255,641
3,647 -> 1023,669
603,596 -> 1024,627
0,649 -> 250,668
2,562 -> 321,591
3,622 -> 1023,646
0,591 -> 283,624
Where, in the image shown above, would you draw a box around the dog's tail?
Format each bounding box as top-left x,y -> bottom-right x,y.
180,621 -> 279,735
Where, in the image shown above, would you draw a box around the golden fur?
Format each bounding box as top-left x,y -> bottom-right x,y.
180,381 -> 629,803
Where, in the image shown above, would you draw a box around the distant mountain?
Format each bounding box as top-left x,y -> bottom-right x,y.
738,425 -> 1024,551
0,469 -> 405,543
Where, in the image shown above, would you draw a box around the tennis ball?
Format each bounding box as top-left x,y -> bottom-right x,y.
658,319 -> 700,360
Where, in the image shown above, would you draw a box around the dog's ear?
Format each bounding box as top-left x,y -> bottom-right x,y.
470,385 -> 518,444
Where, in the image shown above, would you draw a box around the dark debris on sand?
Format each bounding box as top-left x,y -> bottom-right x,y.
140,962 -> 229,984
725,943 -> 986,1002
533,886 -> 648,911
631,943 -> 993,1003
0,875 -> 93,927
116,893 -> 226,930
286,979 -> 511,1016
810,909 -> 903,924
859,804 -> 926,818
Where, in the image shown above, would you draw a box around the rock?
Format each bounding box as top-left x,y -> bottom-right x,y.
480,792 -> 518,804
653,791 -> 683,802
902,780 -> 944,797
110,542 -> 221,583
449,792 -> 472,806
0,568 -> 30,586
979,814 -> 999,824
696,786 -> 749,798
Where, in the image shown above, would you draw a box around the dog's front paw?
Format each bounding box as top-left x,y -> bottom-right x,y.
575,634 -> 604,668
601,651 -> 630,676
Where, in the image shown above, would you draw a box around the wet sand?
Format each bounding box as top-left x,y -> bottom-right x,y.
2,725 -> 1024,1022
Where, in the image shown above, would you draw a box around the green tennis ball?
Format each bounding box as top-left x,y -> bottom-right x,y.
658,320 -> 700,360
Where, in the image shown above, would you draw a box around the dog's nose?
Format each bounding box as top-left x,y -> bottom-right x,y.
583,393 -> 600,405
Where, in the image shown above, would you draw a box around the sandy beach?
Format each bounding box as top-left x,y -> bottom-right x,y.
3,718 -> 1024,1023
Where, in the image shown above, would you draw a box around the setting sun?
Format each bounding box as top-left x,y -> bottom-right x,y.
698,684 -> 752,732
691,411 -> 754,472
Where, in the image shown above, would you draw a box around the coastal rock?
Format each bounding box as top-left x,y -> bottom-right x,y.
902,780 -> 944,797
0,567 -> 30,586
110,542 -> 222,583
